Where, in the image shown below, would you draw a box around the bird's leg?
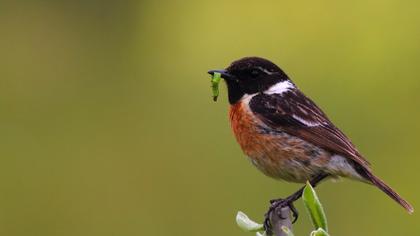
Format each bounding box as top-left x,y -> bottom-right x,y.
264,173 -> 329,232
265,197 -> 298,227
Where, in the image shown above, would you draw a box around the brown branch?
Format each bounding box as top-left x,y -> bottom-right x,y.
267,206 -> 292,236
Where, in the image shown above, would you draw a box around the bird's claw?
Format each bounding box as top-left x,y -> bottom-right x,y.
263,198 -> 299,232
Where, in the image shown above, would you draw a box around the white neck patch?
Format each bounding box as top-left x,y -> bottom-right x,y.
241,93 -> 257,104
265,81 -> 294,95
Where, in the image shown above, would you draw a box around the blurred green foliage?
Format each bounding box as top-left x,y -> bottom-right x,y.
0,1 -> 419,236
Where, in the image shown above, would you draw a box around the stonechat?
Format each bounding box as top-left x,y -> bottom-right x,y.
208,57 -> 413,229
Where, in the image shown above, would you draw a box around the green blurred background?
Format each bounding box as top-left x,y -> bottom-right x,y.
0,1 -> 419,235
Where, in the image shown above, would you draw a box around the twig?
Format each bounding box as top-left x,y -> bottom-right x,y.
267,206 -> 292,236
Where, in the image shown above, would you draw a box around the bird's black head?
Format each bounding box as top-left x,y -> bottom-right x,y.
208,57 -> 290,104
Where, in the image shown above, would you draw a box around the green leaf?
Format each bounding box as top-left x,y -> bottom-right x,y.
302,181 -> 328,232
235,211 -> 264,232
256,232 -> 267,236
281,226 -> 295,236
310,228 -> 330,236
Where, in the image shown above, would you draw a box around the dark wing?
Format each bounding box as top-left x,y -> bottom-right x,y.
249,90 -> 370,167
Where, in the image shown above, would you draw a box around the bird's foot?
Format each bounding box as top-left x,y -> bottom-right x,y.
263,198 -> 299,232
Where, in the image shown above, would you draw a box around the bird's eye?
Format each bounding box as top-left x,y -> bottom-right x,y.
251,69 -> 260,77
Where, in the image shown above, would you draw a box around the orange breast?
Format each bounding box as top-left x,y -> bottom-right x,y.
229,100 -> 330,182
229,102 -> 260,156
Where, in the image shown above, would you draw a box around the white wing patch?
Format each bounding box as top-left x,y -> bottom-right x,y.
265,81 -> 295,95
292,114 -> 321,127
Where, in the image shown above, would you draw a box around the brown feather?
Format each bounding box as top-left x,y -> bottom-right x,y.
249,90 -> 371,169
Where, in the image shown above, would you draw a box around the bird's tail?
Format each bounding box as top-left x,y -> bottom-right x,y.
363,169 -> 414,214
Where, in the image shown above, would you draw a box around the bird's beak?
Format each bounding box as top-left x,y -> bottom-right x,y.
208,69 -> 233,79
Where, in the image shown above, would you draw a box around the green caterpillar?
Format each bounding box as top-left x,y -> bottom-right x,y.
211,72 -> 222,101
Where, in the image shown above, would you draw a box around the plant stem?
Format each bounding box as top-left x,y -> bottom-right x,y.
267,206 -> 292,236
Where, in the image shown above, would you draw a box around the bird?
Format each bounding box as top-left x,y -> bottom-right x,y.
208,56 -> 413,230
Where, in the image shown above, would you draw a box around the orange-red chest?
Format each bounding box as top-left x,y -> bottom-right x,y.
229,101 -> 260,156
229,101 -> 285,176
229,100 -> 330,182
229,100 -> 286,159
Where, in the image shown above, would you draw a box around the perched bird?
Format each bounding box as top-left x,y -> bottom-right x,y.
208,57 -> 413,229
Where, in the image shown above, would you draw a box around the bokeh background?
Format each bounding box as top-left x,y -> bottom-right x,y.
1,1 -> 419,235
